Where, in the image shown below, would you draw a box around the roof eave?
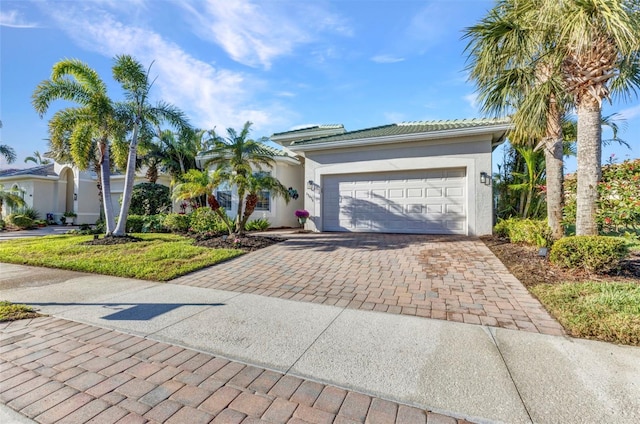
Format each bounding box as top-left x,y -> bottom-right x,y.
288,124 -> 513,152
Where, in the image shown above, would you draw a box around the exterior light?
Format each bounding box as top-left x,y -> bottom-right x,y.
307,180 -> 314,190
74,193 -> 78,200
480,172 -> 489,185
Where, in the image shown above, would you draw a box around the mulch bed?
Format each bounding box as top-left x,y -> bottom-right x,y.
481,235 -> 640,287
81,235 -> 143,245
192,234 -> 286,252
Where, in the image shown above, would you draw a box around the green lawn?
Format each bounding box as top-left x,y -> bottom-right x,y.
0,301 -> 41,322
0,233 -> 244,281
532,282 -> 640,346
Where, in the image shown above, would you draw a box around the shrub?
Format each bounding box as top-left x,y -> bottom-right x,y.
164,213 -> 191,233
245,218 -> 270,231
550,236 -> 629,273
0,219 -> 5,230
141,214 -> 167,233
9,215 -> 34,229
494,218 -> 552,247
129,183 -> 172,215
14,207 -> 40,220
189,207 -> 226,234
126,214 -> 145,233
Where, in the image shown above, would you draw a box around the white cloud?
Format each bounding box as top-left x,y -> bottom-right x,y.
42,5 -> 287,133
464,93 -> 479,110
618,104 -> 640,121
178,0 -> 351,69
0,10 -> 38,28
371,55 -> 405,64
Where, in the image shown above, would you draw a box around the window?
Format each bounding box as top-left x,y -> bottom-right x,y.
255,190 -> 270,211
216,190 -> 232,210
216,181 -> 232,210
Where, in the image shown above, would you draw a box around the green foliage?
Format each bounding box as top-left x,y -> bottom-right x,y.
141,214 -> 167,233
493,144 -> 547,220
125,214 -> 145,233
549,236 -> 629,273
0,233 -> 244,281
0,219 -> 5,230
245,218 -> 270,231
0,301 -> 40,322
8,215 -> 34,229
163,213 -> 191,233
494,218 -> 552,247
130,182 -> 172,215
564,153 -> 640,235
14,207 -> 40,220
189,207 -> 226,234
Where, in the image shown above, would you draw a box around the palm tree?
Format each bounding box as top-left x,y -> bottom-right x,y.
110,55 -> 190,236
238,172 -> 290,233
0,120 -> 17,165
172,169 -> 234,234
24,150 -> 52,165
0,184 -> 26,216
545,0 -> 639,235
201,122 -> 279,232
464,0 -> 568,240
32,59 -> 120,233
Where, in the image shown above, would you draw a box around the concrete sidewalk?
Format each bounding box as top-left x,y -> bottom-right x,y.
1,263 -> 639,423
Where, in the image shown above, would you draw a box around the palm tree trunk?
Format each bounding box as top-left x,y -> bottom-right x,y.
576,101 -> 602,236
99,140 -> 116,234
543,101 -> 564,239
113,123 -> 140,236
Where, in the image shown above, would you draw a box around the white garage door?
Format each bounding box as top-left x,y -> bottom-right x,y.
322,168 -> 467,235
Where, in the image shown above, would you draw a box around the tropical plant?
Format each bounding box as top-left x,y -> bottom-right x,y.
110,55 -> 190,236
24,150 -> 51,165
464,0 -> 568,240
129,182 -> 171,215
172,169 -> 234,234
201,122 -> 289,234
0,184 -> 26,216
32,58 -> 120,234
0,120 -> 17,165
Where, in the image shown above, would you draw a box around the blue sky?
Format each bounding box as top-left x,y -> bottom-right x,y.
1,0 -> 639,173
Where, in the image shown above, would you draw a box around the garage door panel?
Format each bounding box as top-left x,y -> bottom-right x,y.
323,168 -> 467,235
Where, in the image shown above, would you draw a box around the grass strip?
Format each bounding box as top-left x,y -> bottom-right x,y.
0,301 -> 41,322
0,233 -> 244,281
532,282 -> 640,346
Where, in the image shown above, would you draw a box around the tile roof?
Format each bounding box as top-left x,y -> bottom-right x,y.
289,118 -> 511,146
271,124 -> 344,137
0,163 -> 57,178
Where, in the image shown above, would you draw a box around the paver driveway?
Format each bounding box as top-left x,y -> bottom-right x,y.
174,233 -> 563,335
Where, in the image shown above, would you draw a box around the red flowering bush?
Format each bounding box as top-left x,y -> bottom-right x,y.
563,159 -> 640,233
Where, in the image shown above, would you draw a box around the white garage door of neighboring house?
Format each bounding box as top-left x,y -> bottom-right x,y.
322,168 -> 467,235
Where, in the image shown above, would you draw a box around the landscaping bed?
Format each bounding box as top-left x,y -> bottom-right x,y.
192,234 -> 285,252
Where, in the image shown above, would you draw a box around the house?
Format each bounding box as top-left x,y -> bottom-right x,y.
271,118 -> 510,236
0,162 -> 172,224
196,144 -> 305,228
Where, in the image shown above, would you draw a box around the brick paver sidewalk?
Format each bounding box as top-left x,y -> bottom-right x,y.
174,233 -> 563,335
1,317 -> 473,424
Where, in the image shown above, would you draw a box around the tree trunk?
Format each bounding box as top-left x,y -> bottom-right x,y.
113,123 -> 140,236
576,101 -> 602,236
99,140 -> 116,234
543,101 -> 564,240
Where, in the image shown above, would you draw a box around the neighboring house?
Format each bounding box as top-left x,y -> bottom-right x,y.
271,118 -> 510,236
196,144 -> 305,228
0,162 -> 172,224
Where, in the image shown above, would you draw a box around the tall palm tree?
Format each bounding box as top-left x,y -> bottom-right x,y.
24,150 -> 52,165
553,0 -> 640,235
32,59 -> 120,233
110,55 -> 190,236
239,172 -> 290,234
464,0 -> 568,240
201,122 -> 278,231
0,120 -> 17,165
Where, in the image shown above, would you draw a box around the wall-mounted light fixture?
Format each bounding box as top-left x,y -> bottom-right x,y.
307,180 -> 314,190
480,172 -> 489,185
74,193 -> 78,201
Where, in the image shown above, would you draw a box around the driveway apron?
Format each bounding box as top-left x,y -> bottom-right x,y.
174,233 -> 564,335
